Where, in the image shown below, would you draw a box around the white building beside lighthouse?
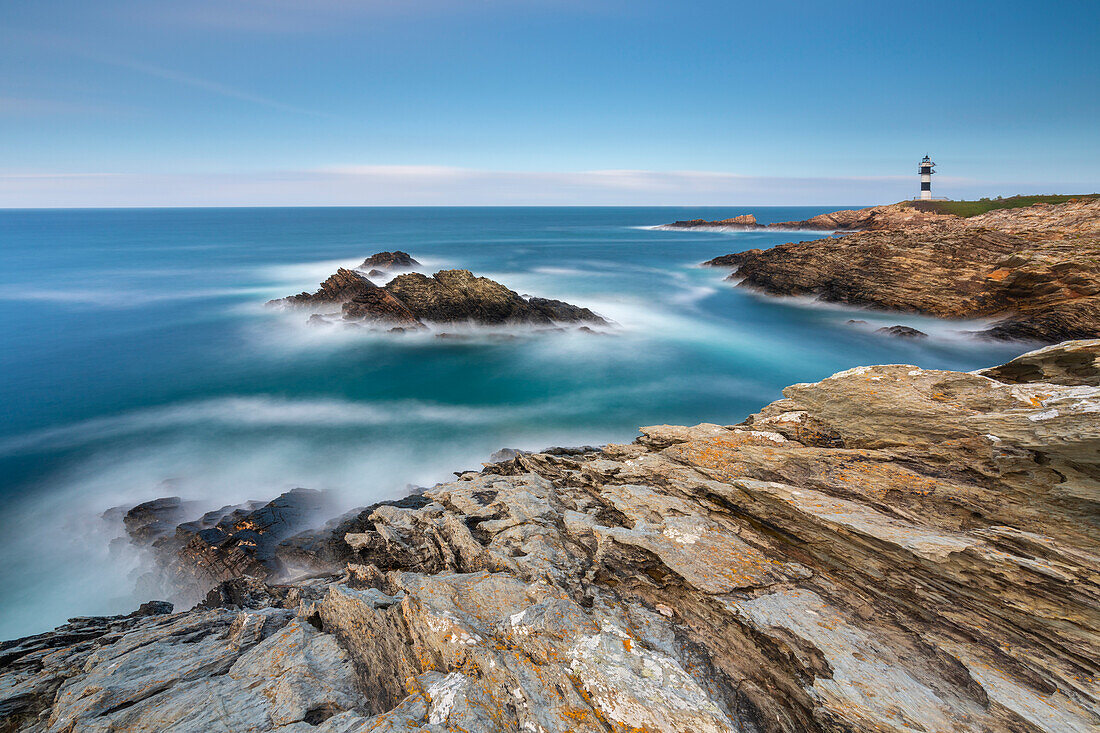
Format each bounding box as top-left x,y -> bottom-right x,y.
918,155 -> 935,200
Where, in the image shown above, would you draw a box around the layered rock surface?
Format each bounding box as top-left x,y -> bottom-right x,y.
124,488 -> 331,608
269,256 -> 606,330
4,341 -> 1099,732
702,198 -> 1100,342
358,251 -> 419,270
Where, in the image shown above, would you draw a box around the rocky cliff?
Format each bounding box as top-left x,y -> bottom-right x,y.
269,255 -> 606,331
702,199 -> 1100,342
3,340 -> 1098,732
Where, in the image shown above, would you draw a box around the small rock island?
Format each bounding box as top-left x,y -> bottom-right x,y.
268,252 -> 607,331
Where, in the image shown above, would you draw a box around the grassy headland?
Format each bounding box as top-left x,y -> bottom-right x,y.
907,193 -> 1099,218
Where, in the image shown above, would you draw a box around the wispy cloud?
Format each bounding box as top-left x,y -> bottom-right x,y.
90,55 -> 335,118
3,28 -> 331,119
2,164 -> 1078,208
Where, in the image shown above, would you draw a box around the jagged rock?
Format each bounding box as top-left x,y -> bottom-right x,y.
488,447 -> 529,463
340,284 -> 423,327
131,488 -> 330,607
275,494 -> 434,576
702,250 -> 762,268
7,342 -> 1100,732
272,261 -> 607,330
358,251 -> 420,270
365,268 -> 386,278
978,338 -> 1100,385
876,324 -> 928,339
384,269 -> 592,325
120,496 -> 201,545
270,268 -> 375,307
701,199 -> 1100,342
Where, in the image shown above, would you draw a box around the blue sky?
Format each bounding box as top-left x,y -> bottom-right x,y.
2,0 -> 1098,206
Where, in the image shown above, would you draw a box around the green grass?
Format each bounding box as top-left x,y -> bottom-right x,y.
906,193 -> 1099,218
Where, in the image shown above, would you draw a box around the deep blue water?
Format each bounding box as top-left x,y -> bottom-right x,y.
0,206 -> 1027,637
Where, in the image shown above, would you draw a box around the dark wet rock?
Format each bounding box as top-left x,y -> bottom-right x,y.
365,268 -> 386,279
358,251 -> 419,270
130,489 -> 331,607
847,319 -> 868,325
122,497 -> 201,545
876,325 -> 928,339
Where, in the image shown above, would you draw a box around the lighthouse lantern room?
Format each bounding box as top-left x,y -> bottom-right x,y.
918,155 -> 935,200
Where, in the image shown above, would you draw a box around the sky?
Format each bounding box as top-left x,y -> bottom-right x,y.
1,0 -> 1098,207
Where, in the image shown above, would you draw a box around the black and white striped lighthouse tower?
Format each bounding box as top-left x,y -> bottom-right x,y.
918,155 -> 935,200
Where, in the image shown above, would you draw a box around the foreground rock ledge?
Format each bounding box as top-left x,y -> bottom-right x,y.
4,340 -> 1099,732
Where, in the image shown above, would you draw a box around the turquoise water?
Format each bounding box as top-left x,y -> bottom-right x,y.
0,207 -> 1027,637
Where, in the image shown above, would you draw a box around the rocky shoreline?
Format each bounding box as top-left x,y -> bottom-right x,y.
3,340 -> 1098,732
693,199 -> 1100,343
667,203 -> 954,231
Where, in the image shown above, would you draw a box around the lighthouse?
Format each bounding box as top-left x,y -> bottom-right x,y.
918,155 -> 935,200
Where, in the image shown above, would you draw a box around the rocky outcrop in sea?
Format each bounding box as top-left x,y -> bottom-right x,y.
269,254 -> 606,331
3,340 -> 1098,732
700,198 -> 1100,342
667,202 -> 953,231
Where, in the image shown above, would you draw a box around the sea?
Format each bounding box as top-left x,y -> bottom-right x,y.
0,206 -> 1028,638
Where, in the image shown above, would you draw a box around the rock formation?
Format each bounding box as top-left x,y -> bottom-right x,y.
669,203 -> 953,231
270,259 -> 607,330
876,324 -> 928,339
4,340 -> 1098,732
668,213 -> 760,228
359,251 -> 420,270
125,488 -> 331,608
701,198 -> 1100,342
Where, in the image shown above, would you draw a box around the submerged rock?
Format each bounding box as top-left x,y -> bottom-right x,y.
358,251 -> 420,270
272,258 -> 607,331
876,324 -> 928,338
700,198 -> 1100,342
